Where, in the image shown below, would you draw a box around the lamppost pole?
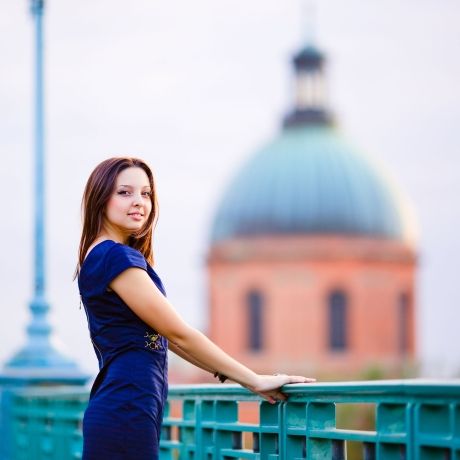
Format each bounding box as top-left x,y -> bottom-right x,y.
30,0 -> 50,354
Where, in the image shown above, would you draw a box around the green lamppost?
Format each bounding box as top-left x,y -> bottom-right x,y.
0,1 -> 88,456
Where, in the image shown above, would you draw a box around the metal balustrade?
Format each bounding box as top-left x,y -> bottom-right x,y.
11,387 -> 88,460
9,380 -> 460,459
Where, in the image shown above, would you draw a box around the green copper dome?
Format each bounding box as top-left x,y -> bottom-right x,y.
211,43 -> 415,245
211,125 -> 414,244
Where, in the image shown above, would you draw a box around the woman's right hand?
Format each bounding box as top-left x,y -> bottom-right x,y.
248,374 -> 316,404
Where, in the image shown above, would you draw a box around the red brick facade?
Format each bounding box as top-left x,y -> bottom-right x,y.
206,235 -> 416,378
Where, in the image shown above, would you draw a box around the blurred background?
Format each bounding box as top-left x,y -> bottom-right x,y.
1,0 -> 459,380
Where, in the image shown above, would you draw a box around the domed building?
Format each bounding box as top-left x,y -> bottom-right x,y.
207,43 -> 417,377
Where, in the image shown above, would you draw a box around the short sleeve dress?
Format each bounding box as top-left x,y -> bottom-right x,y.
78,240 -> 168,460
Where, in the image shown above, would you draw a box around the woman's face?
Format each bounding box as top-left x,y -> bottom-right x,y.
104,167 -> 153,238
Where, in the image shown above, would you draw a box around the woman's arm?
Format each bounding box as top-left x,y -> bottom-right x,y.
168,342 -> 216,375
110,268 -> 315,402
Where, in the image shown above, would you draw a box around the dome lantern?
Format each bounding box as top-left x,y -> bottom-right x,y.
283,45 -> 332,128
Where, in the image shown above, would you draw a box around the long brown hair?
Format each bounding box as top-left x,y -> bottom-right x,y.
75,157 -> 158,277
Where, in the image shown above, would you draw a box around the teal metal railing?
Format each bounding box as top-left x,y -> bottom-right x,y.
10,380 -> 460,459
11,387 -> 88,460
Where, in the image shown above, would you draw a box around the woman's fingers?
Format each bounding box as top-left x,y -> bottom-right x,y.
252,374 -> 316,404
286,375 -> 316,384
257,392 -> 277,404
253,374 -> 316,394
271,374 -> 316,387
257,389 -> 287,404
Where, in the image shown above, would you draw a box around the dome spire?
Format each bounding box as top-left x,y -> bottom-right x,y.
301,0 -> 316,46
283,1 -> 332,128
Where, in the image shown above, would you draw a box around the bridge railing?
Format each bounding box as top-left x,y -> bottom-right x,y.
10,380 -> 460,459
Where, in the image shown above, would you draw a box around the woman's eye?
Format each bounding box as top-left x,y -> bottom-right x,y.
117,190 -> 130,196
142,191 -> 152,197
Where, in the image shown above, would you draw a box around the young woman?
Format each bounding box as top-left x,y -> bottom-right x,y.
76,157 -> 315,459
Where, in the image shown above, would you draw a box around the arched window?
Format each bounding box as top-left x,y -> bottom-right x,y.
398,293 -> 409,355
247,290 -> 263,351
329,290 -> 347,351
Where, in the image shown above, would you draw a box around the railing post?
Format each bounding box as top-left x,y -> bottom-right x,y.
214,400 -> 239,455
260,401 -> 282,457
306,402 -> 336,459
194,400 -> 203,460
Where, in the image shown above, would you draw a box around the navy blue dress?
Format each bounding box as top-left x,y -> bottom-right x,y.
78,240 -> 168,460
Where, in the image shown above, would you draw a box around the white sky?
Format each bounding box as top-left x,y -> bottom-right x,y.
1,0 -> 459,377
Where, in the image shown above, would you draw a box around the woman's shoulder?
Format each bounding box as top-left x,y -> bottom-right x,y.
79,240 -> 148,296
83,240 -> 145,267
83,239 -> 117,262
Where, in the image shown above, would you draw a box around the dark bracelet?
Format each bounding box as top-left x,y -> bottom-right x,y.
213,372 -> 228,383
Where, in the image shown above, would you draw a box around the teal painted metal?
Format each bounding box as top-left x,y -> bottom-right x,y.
9,380 -> 460,459
211,125 -> 414,244
162,381 -> 460,459
11,387 -> 88,460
